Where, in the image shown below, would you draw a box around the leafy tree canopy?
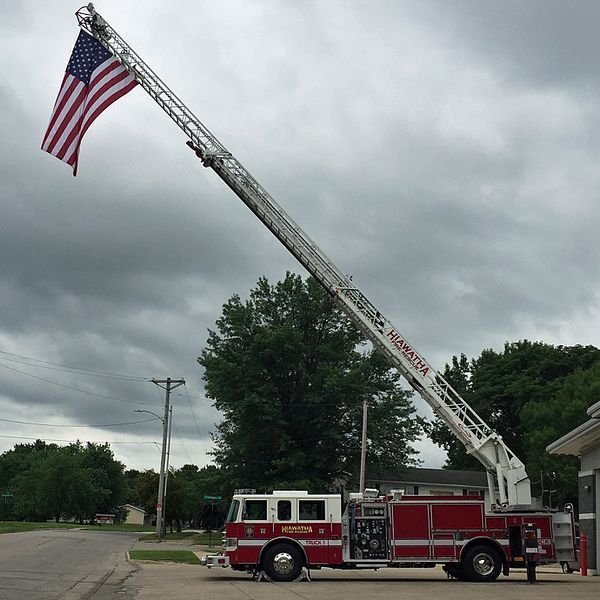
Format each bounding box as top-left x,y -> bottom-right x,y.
199,272 -> 426,492
431,340 -> 600,507
1,440 -> 126,522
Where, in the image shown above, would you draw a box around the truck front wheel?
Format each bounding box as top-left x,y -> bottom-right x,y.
261,543 -> 303,582
461,544 -> 502,582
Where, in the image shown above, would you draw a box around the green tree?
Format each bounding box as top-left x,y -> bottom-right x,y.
431,341 -> 600,507
2,440 -> 127,522
199,273 -> 426,492
12,447 -> 107,522
75,442 -> 127,513
164,469 -> 198,532
124,468 -> 160,520
0,440 -> 57,492
521,360 -> 600,505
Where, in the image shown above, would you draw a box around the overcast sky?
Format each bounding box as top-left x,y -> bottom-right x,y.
1,0 -> 600,475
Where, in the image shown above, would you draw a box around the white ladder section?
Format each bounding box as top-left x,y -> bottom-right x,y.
76,3 -> 531,508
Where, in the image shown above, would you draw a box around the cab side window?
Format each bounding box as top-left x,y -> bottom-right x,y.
298,500 -> 325,520
277,500 -> 291,521
244,500 -> 267,520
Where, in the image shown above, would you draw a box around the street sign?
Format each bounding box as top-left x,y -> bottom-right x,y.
203,495 -> 222,501
0,492 -> 14,497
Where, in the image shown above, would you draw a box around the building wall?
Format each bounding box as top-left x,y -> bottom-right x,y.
582,447 -> 600,472
578,462 -> 598,575
597,470 -> 600,576
125,507 -> 145,525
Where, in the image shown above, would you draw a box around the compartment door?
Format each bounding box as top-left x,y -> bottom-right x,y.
391,504 -> 430,559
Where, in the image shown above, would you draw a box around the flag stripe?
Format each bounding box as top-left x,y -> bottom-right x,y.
81,72 -> 137,135
78,80 -> 138,149
63,63 -> 137,167
55,103 -> 85,162
47,91 -> 86,158
41,73 -> 70,148
66,78 -> 138,170
42,29 -> 137,175
44,85 -> 86,156
88,56 -> 123,89
41,76 -> 84,151
59,62 -> 127,163
84,69 -> 133,123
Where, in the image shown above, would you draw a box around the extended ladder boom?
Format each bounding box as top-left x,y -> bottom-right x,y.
77,4 -> 531,508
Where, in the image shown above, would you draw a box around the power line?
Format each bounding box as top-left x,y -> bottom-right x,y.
171,418 -> 195,463
183,383 -> 204,439
0,349 -> 150,381
0,416 -> 160,428
174,390 -> 370,408
0,360 -> 160,407
0,433 -> 160,445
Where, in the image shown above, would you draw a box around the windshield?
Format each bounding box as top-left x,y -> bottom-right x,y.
225,499 -> 240,523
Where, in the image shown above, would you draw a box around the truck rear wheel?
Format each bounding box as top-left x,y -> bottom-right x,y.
262,543 -> 303,582
461,544 -> 502,582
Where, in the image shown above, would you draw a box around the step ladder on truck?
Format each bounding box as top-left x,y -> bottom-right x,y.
74,4 -> 578,582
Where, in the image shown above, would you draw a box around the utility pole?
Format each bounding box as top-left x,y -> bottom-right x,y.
152,377 -> 184,540
359,397 -> 368,493
161,405 -> 173,538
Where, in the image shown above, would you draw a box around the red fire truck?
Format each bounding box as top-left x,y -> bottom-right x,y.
75,6 -> 578,583
201,489 -> 575,582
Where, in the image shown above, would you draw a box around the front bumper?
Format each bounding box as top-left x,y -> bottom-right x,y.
200,554 -> 230,569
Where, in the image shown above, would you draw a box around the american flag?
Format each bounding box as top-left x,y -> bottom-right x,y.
42,29 -> 137,176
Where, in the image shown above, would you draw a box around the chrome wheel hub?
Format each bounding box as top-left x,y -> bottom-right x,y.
472,552 -> 494,576
273,552 -> 294,575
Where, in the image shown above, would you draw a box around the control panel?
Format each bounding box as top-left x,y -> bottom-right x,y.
350,502 -> 388,560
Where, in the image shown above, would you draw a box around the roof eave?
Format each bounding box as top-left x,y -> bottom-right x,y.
546,418 -> 600,456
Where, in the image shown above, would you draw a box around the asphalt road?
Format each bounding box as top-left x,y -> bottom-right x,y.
2,531 -> 599,600
0,528 -> 139,600
129,562 -> 600,600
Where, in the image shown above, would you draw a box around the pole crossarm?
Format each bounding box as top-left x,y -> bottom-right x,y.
152,378 -> 185,390
77,4 -> 531,508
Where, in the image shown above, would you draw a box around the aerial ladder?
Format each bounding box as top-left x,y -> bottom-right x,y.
76,4 -> 531,509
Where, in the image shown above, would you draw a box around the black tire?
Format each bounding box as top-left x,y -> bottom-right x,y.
461,544 -> 502,582
261,543 -> 304,582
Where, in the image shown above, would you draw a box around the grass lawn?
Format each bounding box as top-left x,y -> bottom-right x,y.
0,521 -> 81,534
0,521 -> 155,535
139,531 -> 197,542
194,532 -> 223,548
139,531 -> 223,549
129,549 -> 201,564
140,531 -> 223,547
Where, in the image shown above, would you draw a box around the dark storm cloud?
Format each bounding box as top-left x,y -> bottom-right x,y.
420,0 -> 600,90
1,0 -> 599,470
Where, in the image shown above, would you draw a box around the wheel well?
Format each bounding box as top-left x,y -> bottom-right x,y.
258,537 -> 307,567
461,538 -> 508,572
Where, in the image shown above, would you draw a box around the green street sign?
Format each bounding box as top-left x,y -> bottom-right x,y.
0,492 -> 14,498
203,495 -> 222,501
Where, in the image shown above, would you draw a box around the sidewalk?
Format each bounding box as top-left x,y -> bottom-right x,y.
129,534 -> 221,558
126,562 -> 600,600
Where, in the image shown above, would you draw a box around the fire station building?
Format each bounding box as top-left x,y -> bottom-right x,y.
547,399 -> 600,575
366,468 -> 489,507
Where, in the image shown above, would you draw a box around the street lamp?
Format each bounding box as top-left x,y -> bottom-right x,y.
135,408 -> 173,539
